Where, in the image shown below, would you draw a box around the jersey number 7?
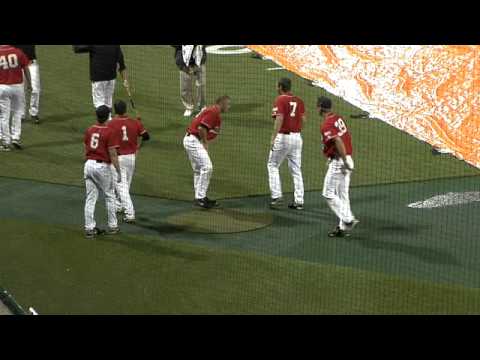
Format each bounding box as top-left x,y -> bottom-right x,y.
289,102 -> 297,117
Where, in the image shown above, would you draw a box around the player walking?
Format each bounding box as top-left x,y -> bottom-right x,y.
268,78 -> 306,210
15,45 -> 41,124
108,100 -> 150,223
84,105 -> 122,239
183,96 -> 231,209
0,45 -> 32,151
73,45 -> 129,115
318,96 -> 359,237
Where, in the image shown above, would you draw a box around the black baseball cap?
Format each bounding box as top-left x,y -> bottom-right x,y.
317,96 -> 332,109
96,105 -> 111,122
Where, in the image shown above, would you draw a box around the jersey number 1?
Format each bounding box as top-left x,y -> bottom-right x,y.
121,126 -> 129,141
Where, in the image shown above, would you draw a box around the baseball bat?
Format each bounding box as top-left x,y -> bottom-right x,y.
124,85 -> 136,110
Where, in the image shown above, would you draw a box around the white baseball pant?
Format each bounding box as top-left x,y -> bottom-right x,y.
183,134 -> 213,200
84,159 -> 118,231
112,154 -> 136,219
26,60 -> 41,117
92,80 -> 115,110
267,133 -> 305,204
322,155 -> 355,230
0,83 -> 25,145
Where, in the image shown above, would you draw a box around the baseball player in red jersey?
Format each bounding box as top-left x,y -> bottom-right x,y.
83,105 -> 122,239
108,100 -> 150,223
268,78 -> 306,210
183,95 -> 231,209
318,96 -> 359,238
0,45 -> 32,151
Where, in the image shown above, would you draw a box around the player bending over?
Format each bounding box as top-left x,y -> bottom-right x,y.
268,78 -> 306,210
183,96 -> 231,209
318,96 -> 359,237
108,100 -> 150,223
83,106 -> 122,239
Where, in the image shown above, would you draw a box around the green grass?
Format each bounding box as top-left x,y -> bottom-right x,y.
1,218 -> 479,314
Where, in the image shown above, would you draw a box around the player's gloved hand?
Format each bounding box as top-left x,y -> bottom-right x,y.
116,172 -> 122,183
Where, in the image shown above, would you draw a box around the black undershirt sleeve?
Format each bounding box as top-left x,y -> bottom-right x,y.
118,47 -> 126,72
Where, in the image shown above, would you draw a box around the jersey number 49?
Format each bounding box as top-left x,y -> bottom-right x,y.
0,54 -> 19,70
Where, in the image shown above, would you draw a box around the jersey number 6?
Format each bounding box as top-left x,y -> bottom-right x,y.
90,133 -> 100,149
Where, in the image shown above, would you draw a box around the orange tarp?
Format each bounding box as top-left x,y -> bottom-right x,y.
248,45 -> 480,168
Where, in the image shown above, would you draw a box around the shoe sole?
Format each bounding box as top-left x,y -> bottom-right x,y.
12,144 -> 23,150
328,232 -> 350,238
288,206 -> 304,210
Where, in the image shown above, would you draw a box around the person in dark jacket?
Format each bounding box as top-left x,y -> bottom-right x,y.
172,45 -> 207,117
73,45 -> 129,116
15,45 -> 41,124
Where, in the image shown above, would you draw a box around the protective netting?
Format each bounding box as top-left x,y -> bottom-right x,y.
1,45 -> 480,314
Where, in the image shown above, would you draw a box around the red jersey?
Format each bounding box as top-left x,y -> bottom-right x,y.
272,93 -> 305,133
321,113 -> 353,158
84,124 -> 120,163
0,45 -> 31,85
187,105 -> 222,141
108,116 -> 147,156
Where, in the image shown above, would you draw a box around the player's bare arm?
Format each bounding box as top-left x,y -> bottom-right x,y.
118,48 -> 129,88
198,125 -> 209,150
333,137 -> 353,171
271,114 -> 284,148
108,148 -> 122,183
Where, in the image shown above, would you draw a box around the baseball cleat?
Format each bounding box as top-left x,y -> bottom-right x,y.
269,197 -> 284,209
288,203 -> 304,210
328,226 -> 350,238
84,227 -> 105,239
105,227 -> 120,235
123,217 -> 136,224
31,116 -> 40,125
344,219 -> 360,231
194,198 -> 213,209
0,144 -> 12,152
12,140 -> 23,150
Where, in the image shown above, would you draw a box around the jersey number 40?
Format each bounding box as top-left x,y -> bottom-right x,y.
0,54 -> 19,70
